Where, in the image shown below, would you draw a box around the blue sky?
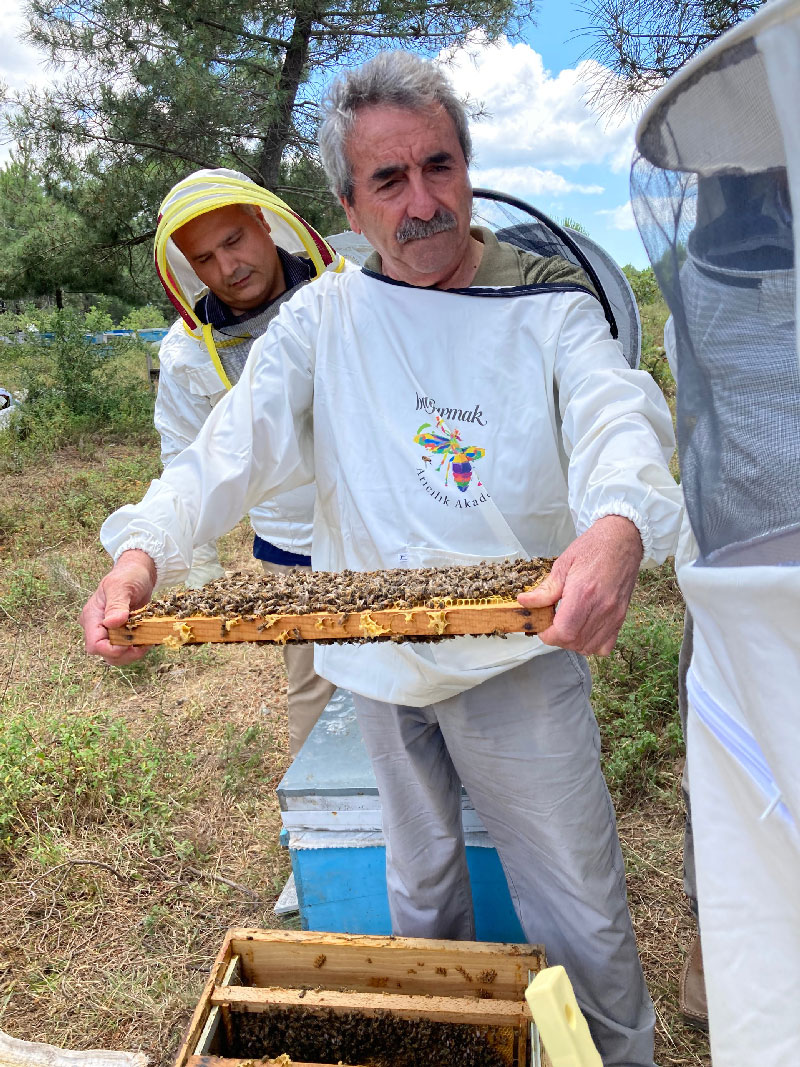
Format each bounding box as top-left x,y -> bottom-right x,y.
527,1 -> 594,72
2,0 -> 649,266
530,1 -> 646,266
437,1 -> 647,265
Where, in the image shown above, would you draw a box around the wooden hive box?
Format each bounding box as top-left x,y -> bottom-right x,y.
176,928 -> 549,1067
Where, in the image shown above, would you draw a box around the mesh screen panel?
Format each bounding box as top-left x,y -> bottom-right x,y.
471,191 -> 641,369
637,39 -> 786,177
631,156 -> 799,563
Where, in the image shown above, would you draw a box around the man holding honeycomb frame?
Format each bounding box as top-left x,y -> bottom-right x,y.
82,51 -> 682,1066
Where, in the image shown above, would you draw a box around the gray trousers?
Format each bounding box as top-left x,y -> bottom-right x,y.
353,649 -> 656,1067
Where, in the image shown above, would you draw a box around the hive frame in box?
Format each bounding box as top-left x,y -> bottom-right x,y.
175,928 -> 549,1067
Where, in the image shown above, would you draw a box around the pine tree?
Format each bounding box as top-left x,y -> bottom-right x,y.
6,0 -> 536,295
580,0 -> 766,105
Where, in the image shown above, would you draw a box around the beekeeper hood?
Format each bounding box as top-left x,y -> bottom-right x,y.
631,0 -> 800,566
154,168 -> 345,383
471,188 -> 642,369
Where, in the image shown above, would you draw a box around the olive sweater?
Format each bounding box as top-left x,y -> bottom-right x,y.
365,225 -> 597,294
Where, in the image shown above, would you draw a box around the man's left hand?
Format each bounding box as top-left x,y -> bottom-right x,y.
518,515 -> 643,656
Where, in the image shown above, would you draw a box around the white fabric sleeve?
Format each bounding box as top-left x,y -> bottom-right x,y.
184,541 -> 227,589
154,335 -> 224,582
103,303 -> 316,585
555,294 -> 683,566
154,368 -> 214,467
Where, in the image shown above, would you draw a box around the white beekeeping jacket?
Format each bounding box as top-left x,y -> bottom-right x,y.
151,168 -> 348,581
632,0 -> 800,824
102,266 -> 681,705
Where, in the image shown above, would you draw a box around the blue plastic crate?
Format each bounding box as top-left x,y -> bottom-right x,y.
136,328 -> 169,343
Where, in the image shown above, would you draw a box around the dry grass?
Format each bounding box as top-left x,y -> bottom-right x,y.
0,444 -> 709,1066
622,804 -> 710,1066
0,596 -> 297,1062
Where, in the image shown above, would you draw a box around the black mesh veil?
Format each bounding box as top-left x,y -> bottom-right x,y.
632,12 -> 800,565
471,189 -> 641,369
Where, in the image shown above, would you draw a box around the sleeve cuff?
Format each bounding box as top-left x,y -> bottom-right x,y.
585,500 -> 655,565
112,537 -> 168,586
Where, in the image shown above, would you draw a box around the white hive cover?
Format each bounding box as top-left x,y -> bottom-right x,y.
0,1031 -> 148,1067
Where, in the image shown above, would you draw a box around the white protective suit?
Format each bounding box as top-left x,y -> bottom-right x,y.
665,275 -> 800,1062
103,242 -> 683,705
631,1 -> 800,1060
153,168 -> 346,585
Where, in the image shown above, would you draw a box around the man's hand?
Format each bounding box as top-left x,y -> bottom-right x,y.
518,515 -> 643,656
80,549 -> 157,664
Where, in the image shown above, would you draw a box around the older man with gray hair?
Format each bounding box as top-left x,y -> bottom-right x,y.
81,51 -> 682,1065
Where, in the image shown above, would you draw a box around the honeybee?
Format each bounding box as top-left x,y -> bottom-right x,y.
415,416 -> 485,492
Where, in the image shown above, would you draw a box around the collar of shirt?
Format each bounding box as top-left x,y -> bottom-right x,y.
362,226 -> 518,287
196,247 -> 315,328
363,225 -> 596,293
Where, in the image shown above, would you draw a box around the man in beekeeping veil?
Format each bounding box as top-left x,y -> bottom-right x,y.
152,170 -> 347,756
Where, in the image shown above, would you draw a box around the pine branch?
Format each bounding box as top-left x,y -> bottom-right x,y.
193,16 -> 290,49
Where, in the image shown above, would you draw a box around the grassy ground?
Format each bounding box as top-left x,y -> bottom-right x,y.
0,305 -> 709,1066
0,446 -> 298,1061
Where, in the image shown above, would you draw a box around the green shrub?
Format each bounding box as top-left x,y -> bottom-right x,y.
623,264 -> 661,306
120,305 -> 168,331
593,609 -> 684,803
0,709 -> 191,857
561,216 -> 590,236
637,299 -> 675,398
84,302 -> 115,334
4,308 -> 155,458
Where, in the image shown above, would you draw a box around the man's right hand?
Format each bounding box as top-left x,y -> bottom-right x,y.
81,549 -> 157,664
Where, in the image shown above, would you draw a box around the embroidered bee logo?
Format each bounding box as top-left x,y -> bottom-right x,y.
414,416 -> 485,492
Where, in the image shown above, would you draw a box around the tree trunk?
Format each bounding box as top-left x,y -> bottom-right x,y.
258,3 -> 321,190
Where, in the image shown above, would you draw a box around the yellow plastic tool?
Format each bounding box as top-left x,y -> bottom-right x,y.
525,965 -> 603,1067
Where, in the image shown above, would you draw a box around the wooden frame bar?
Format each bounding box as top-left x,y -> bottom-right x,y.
109,602 -> 554,647
187,1059 -> 371,1067
213,985 -> 528,1027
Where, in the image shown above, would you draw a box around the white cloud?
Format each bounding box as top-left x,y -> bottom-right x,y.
1,1 -> 59,95
1,0 -> 61,164
440,36 -> 637,176
470,165 -> 603,198
595,202 -> 637,231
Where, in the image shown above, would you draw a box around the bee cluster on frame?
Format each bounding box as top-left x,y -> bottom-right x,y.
130,558 -> 553,624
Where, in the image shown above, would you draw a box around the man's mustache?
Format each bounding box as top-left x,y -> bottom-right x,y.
396,209 -> 457,245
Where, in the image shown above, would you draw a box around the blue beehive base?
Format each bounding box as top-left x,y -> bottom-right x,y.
290,840 -> 525,942
277,690 -> 526,943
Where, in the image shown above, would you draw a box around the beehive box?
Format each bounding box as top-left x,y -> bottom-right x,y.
175,928 -> 548,1067
278,690 -> 525,942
